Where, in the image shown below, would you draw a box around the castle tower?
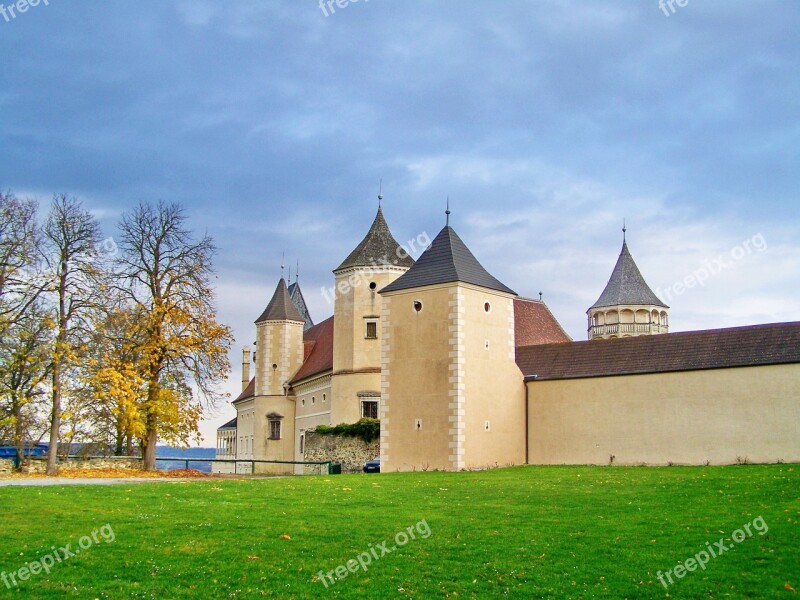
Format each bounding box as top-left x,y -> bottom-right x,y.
232,277 -> 305,472
588,229 -> 669,340
254,278 -> 306,396
330,205 -> 414,424
379,220 -> 526,472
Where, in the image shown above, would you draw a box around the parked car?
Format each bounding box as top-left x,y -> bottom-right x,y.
363,457 -> 380,473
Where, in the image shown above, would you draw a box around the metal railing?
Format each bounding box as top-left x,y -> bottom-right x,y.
158,456 -> 336,475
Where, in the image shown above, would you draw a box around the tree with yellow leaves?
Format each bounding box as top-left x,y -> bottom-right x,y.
114,201 -> 232,470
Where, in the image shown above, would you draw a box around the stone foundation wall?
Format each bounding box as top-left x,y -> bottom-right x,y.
303,431 -> 379,474
0,459 -> 13,475
22,456 -> 143,474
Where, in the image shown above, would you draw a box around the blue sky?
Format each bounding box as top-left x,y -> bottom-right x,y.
2,1 -> 798,443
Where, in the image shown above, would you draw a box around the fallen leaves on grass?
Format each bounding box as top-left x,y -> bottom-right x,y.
280,534 -> 291,540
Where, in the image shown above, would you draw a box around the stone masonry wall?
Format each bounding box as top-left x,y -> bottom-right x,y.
21,457 -> 143,474
0,459 -> 13,475
303,431 -> 379,474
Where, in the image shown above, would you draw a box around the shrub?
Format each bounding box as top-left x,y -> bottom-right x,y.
314,418 -> 380,444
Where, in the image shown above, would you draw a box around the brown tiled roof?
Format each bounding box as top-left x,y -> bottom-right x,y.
516,322 -> 800,380
255,278 -> 304,323
291,316 -> 334,384
232,377 -> 255,403
514,297 -> 572,346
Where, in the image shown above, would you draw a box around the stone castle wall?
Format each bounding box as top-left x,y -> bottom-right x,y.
19,456 -> 143,474
303,431 -> 379,474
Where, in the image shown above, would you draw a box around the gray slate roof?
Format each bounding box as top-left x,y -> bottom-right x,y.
335,207 -> 415,272
255,278 -> 305,323
590,241 -> 667,310
380,226 -> 516,295
217,417 -> 237,430
288,281 -> 314,331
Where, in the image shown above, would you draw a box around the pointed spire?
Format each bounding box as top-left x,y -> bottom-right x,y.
446,196 -> 451,227
381,225 -> 515,295
281,251 -> 285,279
590,236 -> 667,310
255,278 -> 305,323
295,260 -> 300,283
623,219 -> 627,242
378,179 -> 383,208
335,205 -> 415,272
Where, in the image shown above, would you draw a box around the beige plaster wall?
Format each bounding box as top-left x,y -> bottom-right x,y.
255,319 -> 304,397
333,266 -> 407,374
527,363 -> 800,465
381,283 -> 525,472
460,286 -> 526,469
381,285 -> 454,471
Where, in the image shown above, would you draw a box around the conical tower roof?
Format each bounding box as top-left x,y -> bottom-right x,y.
380,225 -> 515,295
335,207 -> 415,272
288,280 -> 314,331
255,278 -> 305,323
590,241 -> 668,310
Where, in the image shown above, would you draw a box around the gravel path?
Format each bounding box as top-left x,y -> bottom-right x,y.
0,477 -> 201,487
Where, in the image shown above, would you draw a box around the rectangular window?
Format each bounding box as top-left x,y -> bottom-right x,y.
361,400 -> 378,419
269,420 -> 281,440
365,319 -> 378,339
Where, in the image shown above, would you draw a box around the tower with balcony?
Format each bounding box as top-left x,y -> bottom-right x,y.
587,228 -> 669,340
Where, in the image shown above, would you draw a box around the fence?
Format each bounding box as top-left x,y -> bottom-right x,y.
159,457 -> 338,476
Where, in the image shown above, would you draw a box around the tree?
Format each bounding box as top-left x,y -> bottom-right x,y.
0,300 -> 52,465
0,192 -> 50,465
0,192 -> 43,343
42,194 -> 103,475
115,201 -> 232,470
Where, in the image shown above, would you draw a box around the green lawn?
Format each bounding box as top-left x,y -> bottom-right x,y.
0,465 -> 797,598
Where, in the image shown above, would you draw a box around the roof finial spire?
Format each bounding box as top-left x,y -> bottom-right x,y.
622,218 -> 627,242
281,251 -> 285,280
288,264 -> 292,283
539,291 -> 543,301
296,260 -> 300,283
378,178 -> 383,208
446,196 -> 451,227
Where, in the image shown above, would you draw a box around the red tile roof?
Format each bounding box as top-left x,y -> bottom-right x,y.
514,297 -> 572,347
291,316 -> 334,384
516,322 -> 800,380
233,377 -> 255,403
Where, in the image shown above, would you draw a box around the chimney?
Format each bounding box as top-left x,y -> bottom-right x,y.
241,346 -> 251,391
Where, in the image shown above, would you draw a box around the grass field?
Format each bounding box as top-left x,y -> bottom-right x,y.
0,465 -> 797,598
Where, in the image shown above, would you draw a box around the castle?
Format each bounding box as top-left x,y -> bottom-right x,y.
215,202 -> 800,472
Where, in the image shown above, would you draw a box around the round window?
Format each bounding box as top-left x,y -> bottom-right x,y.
413,300 -> 423,313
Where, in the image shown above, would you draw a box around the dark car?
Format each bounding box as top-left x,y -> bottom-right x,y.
363,457 -> 380,473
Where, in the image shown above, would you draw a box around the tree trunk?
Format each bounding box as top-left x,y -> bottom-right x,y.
45,362 -> 61,475
142,428 -> 158,470
141,379 -> 159,470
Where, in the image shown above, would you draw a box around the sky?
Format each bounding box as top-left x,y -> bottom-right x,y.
2,1 -> 798,445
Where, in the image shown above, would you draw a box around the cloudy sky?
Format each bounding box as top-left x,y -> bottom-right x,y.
2,1 -> 798,444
